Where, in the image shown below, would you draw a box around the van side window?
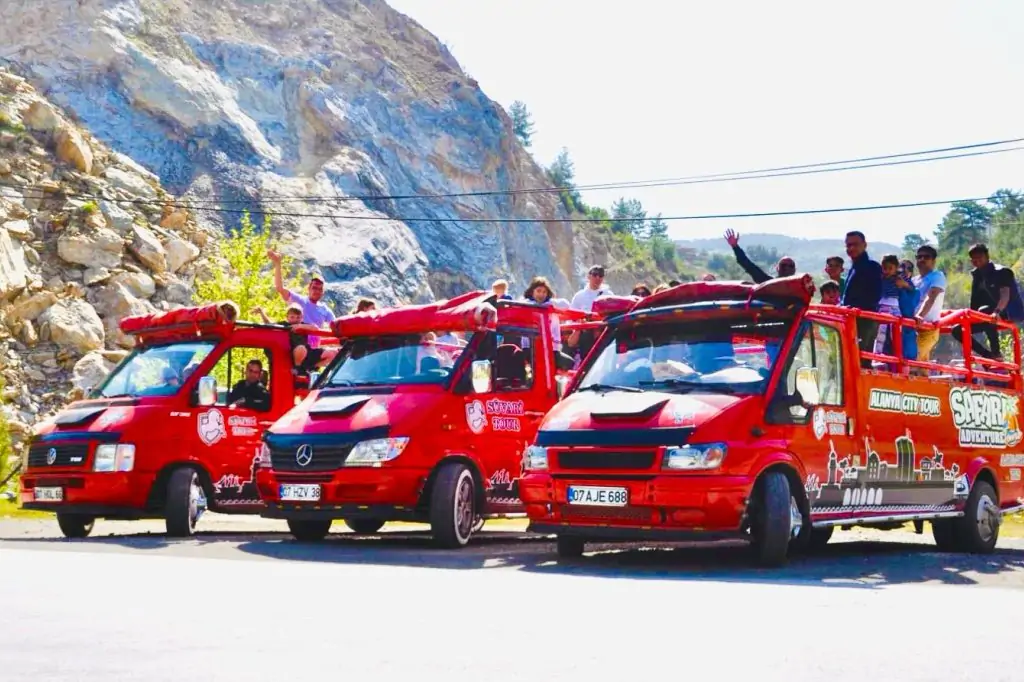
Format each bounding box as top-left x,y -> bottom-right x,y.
206,346 -> 272,410
494,331 -> 536,391
778,323 -> 843,420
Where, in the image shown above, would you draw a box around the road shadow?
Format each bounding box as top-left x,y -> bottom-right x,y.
233,533 -> 1024,589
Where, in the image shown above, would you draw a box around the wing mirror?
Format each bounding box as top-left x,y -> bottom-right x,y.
197,376 -> 217,406
471,360 -> 492,394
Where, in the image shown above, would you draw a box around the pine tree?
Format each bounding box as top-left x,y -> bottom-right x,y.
509,100 -> 535,148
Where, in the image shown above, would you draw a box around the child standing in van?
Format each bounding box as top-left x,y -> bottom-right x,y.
874,255 -> 920,363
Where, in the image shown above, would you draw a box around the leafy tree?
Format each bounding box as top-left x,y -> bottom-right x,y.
647,214 -> 669,241
936,200 -> 992,262
546,148 -> 583,213
509,100 -> 535,148
707,252 -> 746,280
193,211 -> 303,322
610,197 -> 646,237
901,233 -> 929,257
650,236 -> 679,271
745,244 -> 781,270
989,189 -> 1024,265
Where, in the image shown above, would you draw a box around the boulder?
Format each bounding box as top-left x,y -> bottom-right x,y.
71,351 -> 115,393
91,282 -> 154,348
165,237 -> 200,273
104,167 -> 157,198
0,227 -> 28,300
22,100 -> 62,132
111,271 -> 156,299
100,200 -> 135,234
55,126 -> 94,174
57,227 -> 124,269
3,219 -> 32,240
159,208 -> 189,230
19,319 -> 37,346
129,225 -> 167,272
38,299 -> 104,353
83,267 -> 112,285
8,290 -> 57,321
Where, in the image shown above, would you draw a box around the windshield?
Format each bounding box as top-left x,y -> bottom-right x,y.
578,317 -> 791,394
94,342 -> 215,398
323,331 -> 474,387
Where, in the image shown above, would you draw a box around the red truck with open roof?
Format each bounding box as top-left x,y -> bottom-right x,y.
19,304 -> 319,537
256,291 -> 579,546
519,276 -> 1024,565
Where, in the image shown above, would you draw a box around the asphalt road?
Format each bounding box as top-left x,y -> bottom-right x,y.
3,516 -> 1024,681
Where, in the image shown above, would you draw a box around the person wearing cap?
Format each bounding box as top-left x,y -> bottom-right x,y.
571,265 -> 613,313
267,249 -> 336,350
723,229 -> 796,283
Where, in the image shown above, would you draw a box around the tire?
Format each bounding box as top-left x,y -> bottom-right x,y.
344,518 -> 385,534
931,518 -> 959,551
288,519 -> 332,542
950,480 -> 1000,554
794,524 -> 834,553
57,513 -> 94,539
429,462 -> 477,549
556,535 -> 585,559
749,471 -> 794,567
165,467 -> 206,538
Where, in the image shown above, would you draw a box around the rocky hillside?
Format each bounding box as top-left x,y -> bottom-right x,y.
0,0 -> 602,309
0,67 -> 213,476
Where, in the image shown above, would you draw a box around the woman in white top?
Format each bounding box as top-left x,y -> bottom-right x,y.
523,277 -> 576,370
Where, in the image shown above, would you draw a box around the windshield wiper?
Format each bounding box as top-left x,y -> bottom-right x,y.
577,383 -> 643,393
638,378 -> 738,394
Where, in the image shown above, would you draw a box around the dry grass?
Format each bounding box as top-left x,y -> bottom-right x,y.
0,497 -> 48,519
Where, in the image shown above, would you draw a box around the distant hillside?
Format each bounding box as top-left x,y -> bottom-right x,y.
676,233 -> 903,272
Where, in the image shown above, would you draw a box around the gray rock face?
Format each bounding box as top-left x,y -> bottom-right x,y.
0,227 -> 28,299
71,351 -> 115,393
0,0 -> 582,309
38,298 -> 104,354
57,227 -> 125,270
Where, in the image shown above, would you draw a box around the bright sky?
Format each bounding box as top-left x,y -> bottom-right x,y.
388,0 -> 1023,247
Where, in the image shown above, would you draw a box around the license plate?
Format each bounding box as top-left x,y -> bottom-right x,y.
34,487 -> 63,502
279,484 -> 321,502
567,485 -> 628,507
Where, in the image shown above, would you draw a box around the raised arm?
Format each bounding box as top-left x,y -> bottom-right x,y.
724,229 -> 771,284
266,249 -> 291,302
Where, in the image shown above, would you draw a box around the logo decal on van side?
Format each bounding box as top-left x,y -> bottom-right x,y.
949,387 -> 1022,448
867,389 -> 941,417
466,400 -> 487,435
198,408 -> 227,446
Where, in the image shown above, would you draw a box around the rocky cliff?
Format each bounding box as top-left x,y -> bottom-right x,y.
0,67 -> 213,476
0,0 -> 594,310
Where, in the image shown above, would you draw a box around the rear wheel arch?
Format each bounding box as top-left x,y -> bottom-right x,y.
147,461 -> 214,512
419,454 -> 487,513
970,464 -> 999,503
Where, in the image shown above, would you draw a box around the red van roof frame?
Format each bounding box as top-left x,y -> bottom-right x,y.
604,274 -> 816,318
119,304 -> 234,346
329,290 -> 499,338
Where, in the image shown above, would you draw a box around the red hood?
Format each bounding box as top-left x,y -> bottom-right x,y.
539,390 -> 743,433
269,388 -> 442,436
33,400 -> 141,439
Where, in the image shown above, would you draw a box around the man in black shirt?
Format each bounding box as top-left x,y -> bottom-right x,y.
952,243 -> 1024,360
723,229 -> 796,283
228,359 -> 271,411
839,230 -> 883,368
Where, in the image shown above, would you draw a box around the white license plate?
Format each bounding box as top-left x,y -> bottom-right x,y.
279,484 -> 321,502
34,487 -> 63,502
567,485 -> 628,507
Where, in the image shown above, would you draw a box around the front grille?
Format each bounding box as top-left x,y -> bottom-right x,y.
270,444 -> 354,472
556,450 -> 656,470
27,443 -> 90,468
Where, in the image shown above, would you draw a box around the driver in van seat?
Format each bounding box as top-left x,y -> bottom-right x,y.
228,359 -> 271,411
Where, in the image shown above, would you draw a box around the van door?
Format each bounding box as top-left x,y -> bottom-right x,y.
463,327 -> 549,510
770,321 -> 859,515
195,344 -> 280,508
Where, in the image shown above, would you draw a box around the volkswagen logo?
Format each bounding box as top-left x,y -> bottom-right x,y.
46,447 -> 57,465
295,444 -> 313,468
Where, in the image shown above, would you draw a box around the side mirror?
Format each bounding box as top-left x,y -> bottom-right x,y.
471,360 -> 492,394
198,376 -> 217,406
555,375 -> 570,399
795,366 -> 820,405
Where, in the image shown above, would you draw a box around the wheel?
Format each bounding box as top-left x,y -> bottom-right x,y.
950,480 -> 1000,553
749,471 -> 794,567
165,467 -> 206,537
472,517 -> 486,533
556,535 -> 585,558
344,518 -> 385,534
288,519 -> 332,542
931,518 -> 958,551
429,462 -> 477,548
794,524 -> 834,552
57,513 -> 94,539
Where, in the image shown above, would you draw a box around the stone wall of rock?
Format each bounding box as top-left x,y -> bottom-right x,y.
0,67 -> 214,481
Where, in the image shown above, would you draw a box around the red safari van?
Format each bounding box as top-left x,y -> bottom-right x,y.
20,305 -> 315,538
519,276 -> 1024,565
256,291 -> 578,547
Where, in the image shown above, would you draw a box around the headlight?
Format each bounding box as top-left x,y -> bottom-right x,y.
663,443 -> 726,470
94,444 -> 136,472
344,438 -> 409,467
522,445 -> 548,471
257,442 -> 272,470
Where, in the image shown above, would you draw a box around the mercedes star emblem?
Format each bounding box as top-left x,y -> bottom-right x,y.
295,444 -> 314,467
46,447 -> 57,465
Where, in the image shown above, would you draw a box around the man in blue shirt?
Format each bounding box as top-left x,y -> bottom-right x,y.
840,231 -> 883,368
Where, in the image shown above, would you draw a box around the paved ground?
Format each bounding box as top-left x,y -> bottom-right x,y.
3,515 -> 1024,681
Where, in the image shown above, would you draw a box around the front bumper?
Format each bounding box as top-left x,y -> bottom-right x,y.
256,467 -> 432,519
519,472 -> 753,535
19,471 -> 156,517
